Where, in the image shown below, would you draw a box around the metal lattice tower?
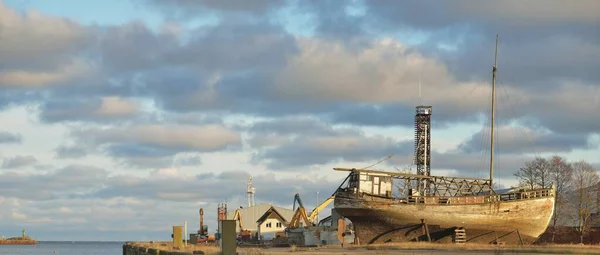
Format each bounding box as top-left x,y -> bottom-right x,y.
217,202 -> 227,221
247,177 -> 255,207
414,106 -> 432,194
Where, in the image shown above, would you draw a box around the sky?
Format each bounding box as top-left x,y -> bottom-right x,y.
0,0 -> 599,241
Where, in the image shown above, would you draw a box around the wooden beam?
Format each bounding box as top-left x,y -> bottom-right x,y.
333,167 -> 491,181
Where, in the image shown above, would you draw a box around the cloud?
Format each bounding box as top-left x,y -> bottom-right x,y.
246,116 -> 357,136
69,124 -> 241,167
1,155 -> 38,169
0,165 -> 108,200
458,125 -> 590,154
253,135 -> 412,169
140,0 -> 284,18
174,154 -> 202,166
1,0 -> 594,139
97,21 -> 181,74
142,35 -> 497,127
75,124 -> 241,151
365,0 -> 599,31
39,96 -> 139,123
0,2 -> 91,72
246,117 -> 412,169
0,131 -> 22,144
358,1 -> 600,86
0,59 -> 94,88
87,170 -> 343,207
525,83 -> 600,134
54,144 -> 89,159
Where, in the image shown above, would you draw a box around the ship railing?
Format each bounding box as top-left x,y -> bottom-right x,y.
493,188 -> 554,202
402,187 -> 554,204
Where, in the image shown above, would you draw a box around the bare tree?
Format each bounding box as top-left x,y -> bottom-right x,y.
535,157 -> 552,188
515,156 -> 550,189
548,155 -> 573,242
571,160 -> 599,243
515,160 -> 538,189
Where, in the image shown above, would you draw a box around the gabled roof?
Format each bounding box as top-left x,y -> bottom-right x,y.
226,203 -> 294,231
256,206 -> 289,224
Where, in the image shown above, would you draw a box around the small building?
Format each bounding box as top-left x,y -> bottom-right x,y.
227,203 -> 294,238
256,206 -> 292,240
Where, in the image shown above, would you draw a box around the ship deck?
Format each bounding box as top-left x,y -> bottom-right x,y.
343,186 -> 555,206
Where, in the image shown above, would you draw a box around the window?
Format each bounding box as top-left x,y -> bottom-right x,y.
266,223 -> 271,228
276,222 -> 282,228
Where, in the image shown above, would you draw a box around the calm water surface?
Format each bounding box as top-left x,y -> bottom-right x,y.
0,241 -> 123,255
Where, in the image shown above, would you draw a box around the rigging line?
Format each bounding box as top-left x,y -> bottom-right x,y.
494,100 -> 501,189
459,81 -> 482,103
477,85 -> 492,179
495,40 -> 544,184
498,81 -> 533,164
481,117 -> 492,179
499,79 -> 542,159
360,154 -> 393,170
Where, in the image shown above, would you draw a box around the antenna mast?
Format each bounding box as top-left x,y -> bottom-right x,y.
490,34 -> 499,188
247,177 -> 255,207
418,76 -> 422,103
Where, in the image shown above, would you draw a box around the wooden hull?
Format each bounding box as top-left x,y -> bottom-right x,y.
334,192 -> 555,245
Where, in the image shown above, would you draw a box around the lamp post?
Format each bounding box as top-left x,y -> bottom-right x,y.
316,191 -> 320,223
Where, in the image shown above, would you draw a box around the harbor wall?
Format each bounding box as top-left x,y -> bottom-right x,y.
122,242 -> 205,255
0,239 -> 38,245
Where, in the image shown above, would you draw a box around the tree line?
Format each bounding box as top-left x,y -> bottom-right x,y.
514,155 -> 599,243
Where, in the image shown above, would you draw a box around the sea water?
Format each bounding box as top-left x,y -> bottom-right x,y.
0,241 -> 123,255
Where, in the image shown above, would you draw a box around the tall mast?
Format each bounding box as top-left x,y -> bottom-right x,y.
490,34 -> 499,187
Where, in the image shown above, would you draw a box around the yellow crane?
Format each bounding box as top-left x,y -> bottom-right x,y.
308,195 -> 334,223
233,209 -> 252,240
288,193 -> 335,228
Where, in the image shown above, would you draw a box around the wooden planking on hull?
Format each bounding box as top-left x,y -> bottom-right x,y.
347,217 -> 537,244
334,191 -> 555,245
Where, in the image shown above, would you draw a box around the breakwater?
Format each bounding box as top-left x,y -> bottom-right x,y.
123,242 -> 211,255
0,238 -> 38,245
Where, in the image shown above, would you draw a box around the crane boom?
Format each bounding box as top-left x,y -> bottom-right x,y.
293,193 -> 305,211
233,209 -> 243,230
308,195 -> 335,223
198,208 -> 207,236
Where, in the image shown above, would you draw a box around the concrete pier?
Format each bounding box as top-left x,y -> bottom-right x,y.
122,242 -> 211,255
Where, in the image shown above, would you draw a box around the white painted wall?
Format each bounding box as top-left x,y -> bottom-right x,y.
258,218 -> 286,234
358,173 -> 393,196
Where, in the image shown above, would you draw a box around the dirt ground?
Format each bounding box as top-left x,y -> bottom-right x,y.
237,244 -> 600,255
131,242 -> 600,255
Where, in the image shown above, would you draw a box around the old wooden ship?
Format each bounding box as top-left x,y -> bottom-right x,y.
333,35 -> 555,245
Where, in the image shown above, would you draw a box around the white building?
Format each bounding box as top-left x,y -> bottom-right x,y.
256,206 -> 293,240
226,203 -> 294,238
